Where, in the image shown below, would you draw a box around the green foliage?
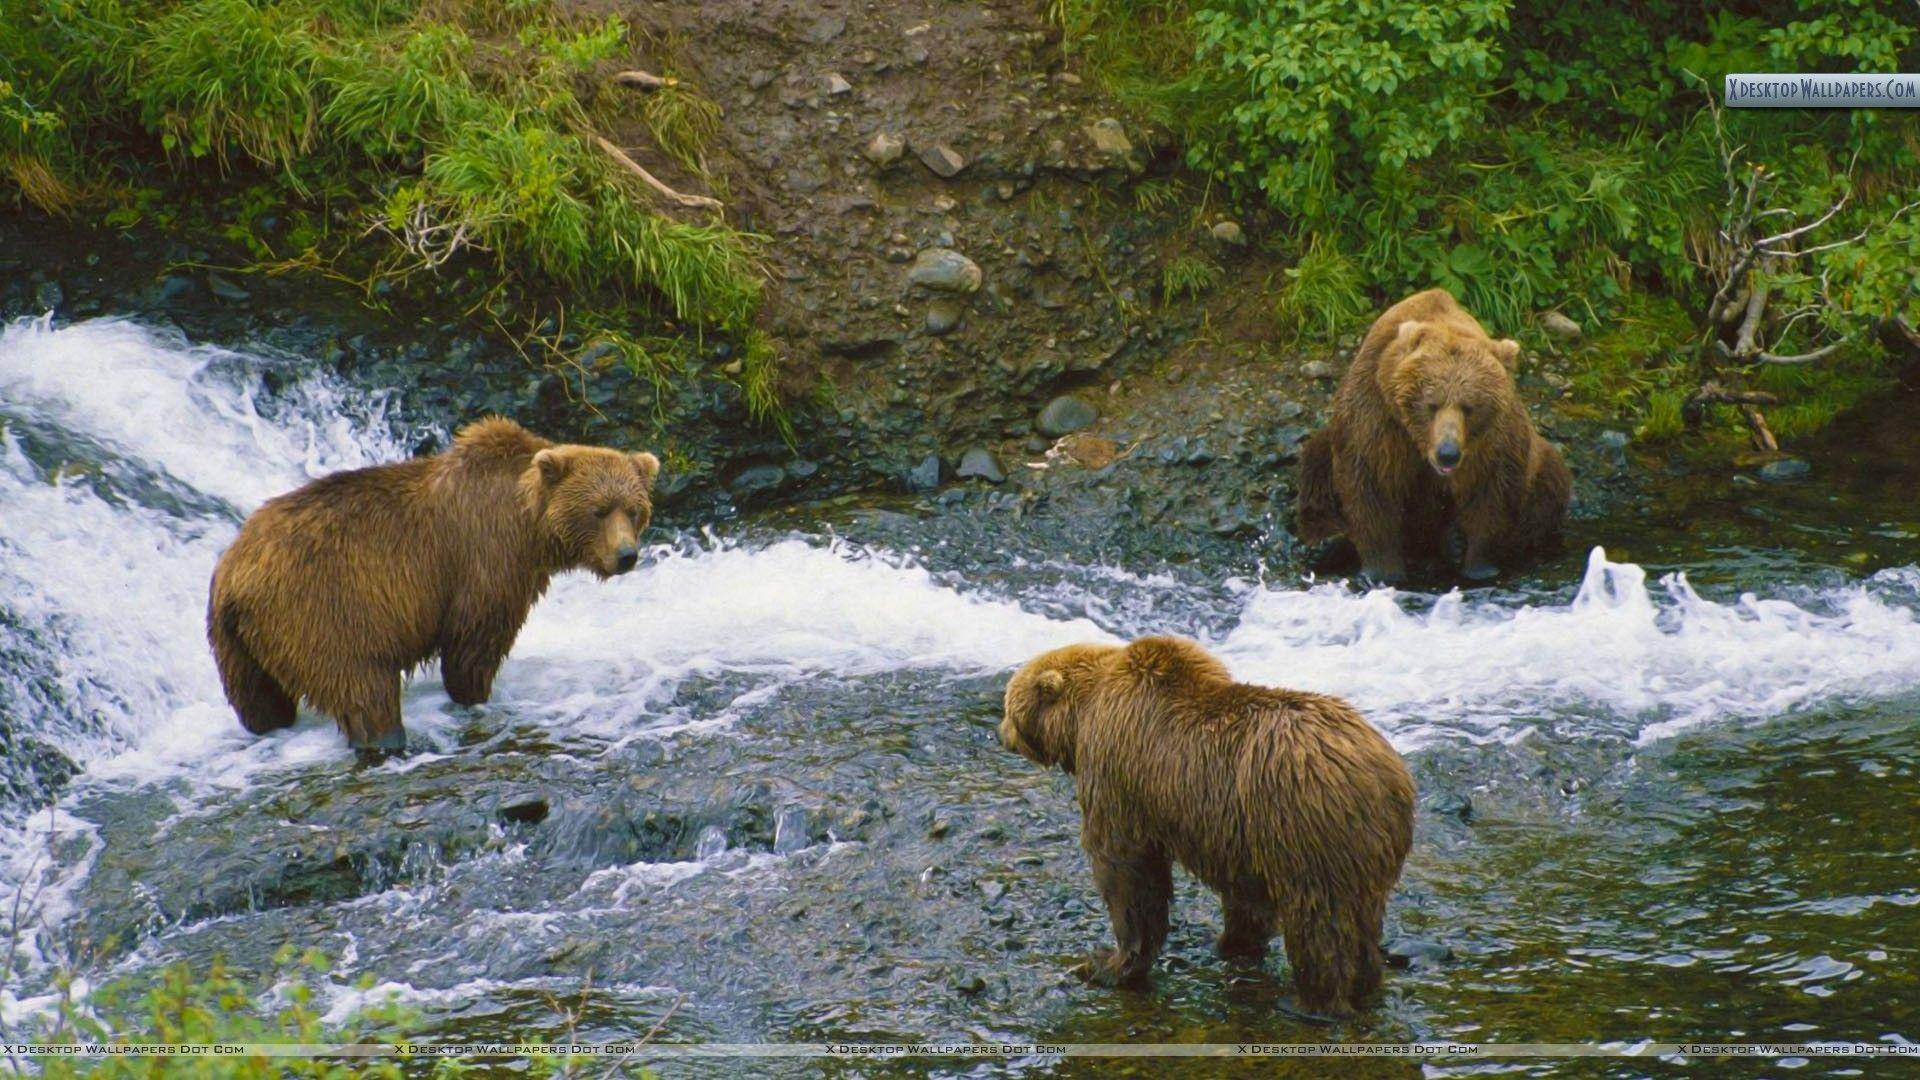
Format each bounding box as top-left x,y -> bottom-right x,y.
0,0 -> 762,336
27,948 -> 412,1079
1061,0 -> 1920,436
1159,252 -> 1220,304
1273,235 -> 1369,342
641,84 -> 721,175
19,947 -> 658,1079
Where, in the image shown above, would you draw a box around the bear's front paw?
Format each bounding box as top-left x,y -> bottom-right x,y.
1217,933 -> 1270,963
1072,952 -> 1150,990
1276,995 -> 1348,1025
1357,565 -> 1406,589
1460,558 -> 1500,582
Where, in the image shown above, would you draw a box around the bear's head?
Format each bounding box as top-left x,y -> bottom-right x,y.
527,446 -> 660,577
1000,643 -> 1120,773
1381,319 -> 1521,478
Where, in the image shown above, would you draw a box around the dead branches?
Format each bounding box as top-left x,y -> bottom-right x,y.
592,135 -> 723,211
611,70 -> 677,92
1680,70 -> 1919,448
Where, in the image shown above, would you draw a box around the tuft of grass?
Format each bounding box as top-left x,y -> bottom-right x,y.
138,0 -> 329,175
735,328 -> 790,439
1273,235 -> 1370,342
2,0 -> 766,350
642,83 -> 721,175
1160,253 -> 1221,305
1636,388 -> 1687,442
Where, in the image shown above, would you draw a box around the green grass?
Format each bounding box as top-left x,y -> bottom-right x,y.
1159,253 -> 1221,305
1273,235 -> 1370,342
1,0 -> 776,423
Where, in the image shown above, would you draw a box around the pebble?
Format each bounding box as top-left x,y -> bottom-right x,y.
1210,220 -> 1246,246
1036,395 -> 1098,437
205,272 -> 251,303
1086,117 -> 1132,157
1301,360 -> 1334,380
772,805 -> 810,855
156,274 -> 199,307
1758,458 -> 1811,482
956,447 -> 1004,483
728,463 -> 786,498
824,72 -> 852,96
1385,936 -> 1453,968
979,881 -> 1007,904
863,131 -> 905,166
906,248 -> 982,293
926,298 -> 966,335
1540,311 -> 1583,340
908,454 -> 943,491
918,142 -> 967,178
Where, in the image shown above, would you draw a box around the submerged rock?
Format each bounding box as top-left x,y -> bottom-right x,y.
1759,458 -> 1811,483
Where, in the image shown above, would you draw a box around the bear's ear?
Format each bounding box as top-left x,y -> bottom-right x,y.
1035,669 -> 1066,701
533,448 -> 569,487
1394,319 -> 1428,349
631,451 -> 660,486
1492,338 -> 1521,370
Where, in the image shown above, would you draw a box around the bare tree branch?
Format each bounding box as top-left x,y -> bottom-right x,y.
592,135 -> 723,210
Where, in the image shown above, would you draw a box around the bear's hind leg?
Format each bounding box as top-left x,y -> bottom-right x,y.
1282,890 -> 1393,1017
211,611 -> 296,735
1218,890 -> 1276,962
1081,847 -> 1172,988
321,666 -> 406,758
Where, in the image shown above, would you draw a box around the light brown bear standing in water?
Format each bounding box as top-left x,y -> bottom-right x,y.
1296,288 -> 1570,584
208,417 -> 658,755
1000,635 -> 1414,1017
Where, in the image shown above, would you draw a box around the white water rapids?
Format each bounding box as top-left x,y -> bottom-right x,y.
3,314 -> 1920,1011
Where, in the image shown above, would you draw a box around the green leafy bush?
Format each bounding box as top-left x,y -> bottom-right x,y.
1059,0 -> 1920,437
0,0 -> 759,337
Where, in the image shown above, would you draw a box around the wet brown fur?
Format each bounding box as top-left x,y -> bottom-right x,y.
1296,289 -> 1570,582
1000,636 -> 1415,1016
208,417 -> 659,751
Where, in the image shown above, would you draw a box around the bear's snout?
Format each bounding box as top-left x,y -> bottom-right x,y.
613,544 -> 640,574
1433,439 -> 1462,474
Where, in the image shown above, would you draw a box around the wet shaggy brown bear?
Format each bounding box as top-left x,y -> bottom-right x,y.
208,417 -> 658,753
1297,288 -> 1570,583
1000,636 -> 1415,1016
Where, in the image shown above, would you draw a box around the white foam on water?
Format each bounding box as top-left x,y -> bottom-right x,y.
494,536 -> 1118,739
0,314 -> 404,508
1212,548 -> 1920,747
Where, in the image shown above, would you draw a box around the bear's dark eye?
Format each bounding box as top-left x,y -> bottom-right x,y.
1461,404 -> 1474,417
596,504 -> 614,519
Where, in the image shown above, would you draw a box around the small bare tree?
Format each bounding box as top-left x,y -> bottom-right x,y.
1682,72 -> 1918,449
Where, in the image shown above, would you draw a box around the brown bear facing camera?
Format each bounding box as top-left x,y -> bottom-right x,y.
1296,288 -> 1569,583
208,417 -> 658,754
1000,636 -> 1415,1017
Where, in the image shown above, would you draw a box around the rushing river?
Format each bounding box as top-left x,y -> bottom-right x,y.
2,315 -> 1919,1075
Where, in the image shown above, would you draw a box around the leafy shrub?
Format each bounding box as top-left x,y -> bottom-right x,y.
1058,0 -> 1920,436
0,0 -> 759,339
